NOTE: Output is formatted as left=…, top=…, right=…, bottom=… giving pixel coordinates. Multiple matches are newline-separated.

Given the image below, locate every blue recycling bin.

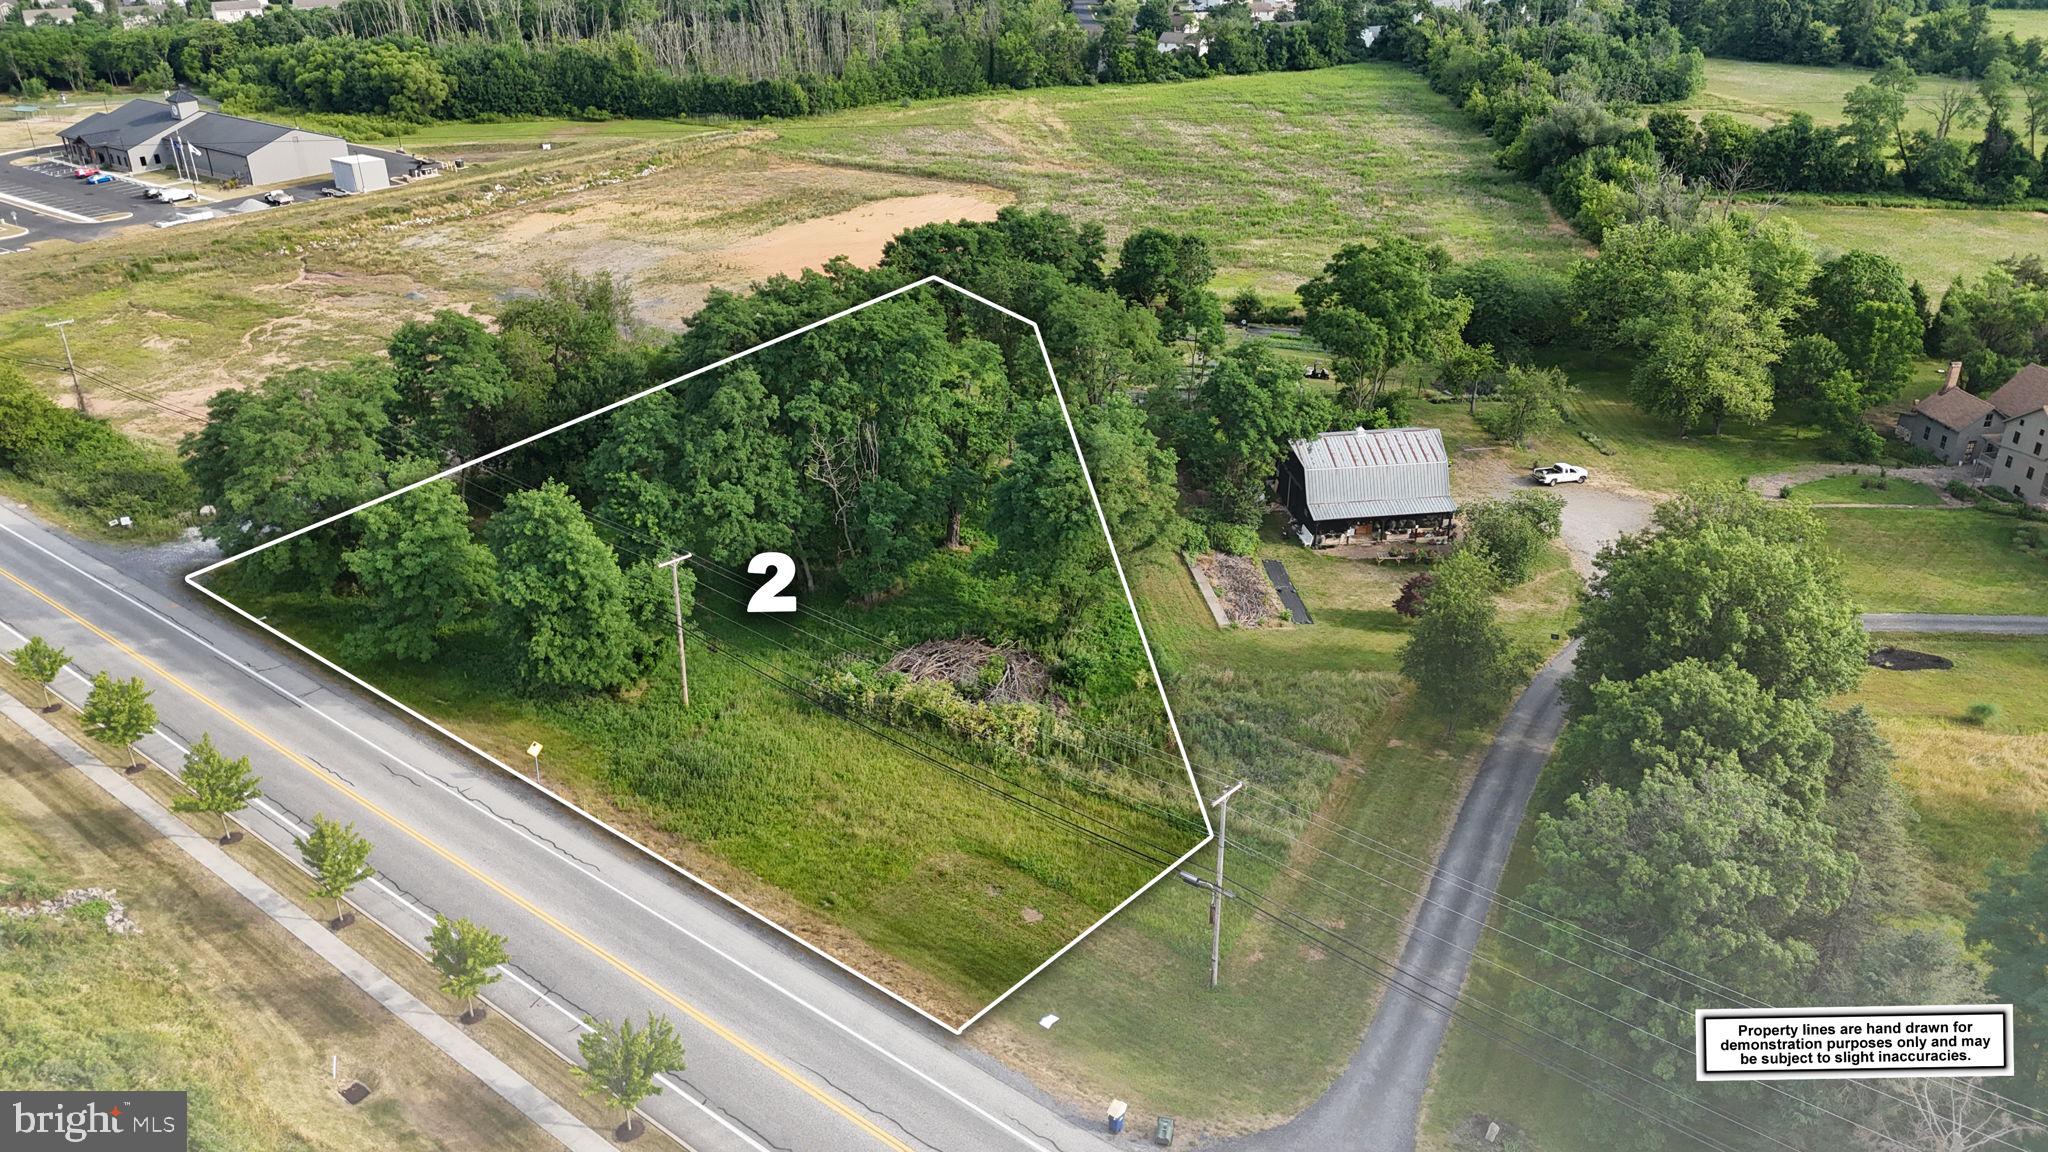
left=1107, top=1100, right=1128, bottom=1135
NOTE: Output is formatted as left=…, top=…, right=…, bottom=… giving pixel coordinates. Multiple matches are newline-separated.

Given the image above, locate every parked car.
left=321, top=186, right=349, bottom=198
left=72, top=166, right=100, bottom=178
left=1531, top=462, right=1589, bottom=486
left=84, top=173, right=115, bottom=185
left=261, top=189, right=295, bottom=205
left=156, top=187, right=195, bottom=203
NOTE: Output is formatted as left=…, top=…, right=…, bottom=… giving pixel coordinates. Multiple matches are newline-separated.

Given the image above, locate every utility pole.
left=1179, top=779, right=1246, bottom=989
left=657, top=552, right=694, bottom=708
left=44, top=319, right=84, bottom=415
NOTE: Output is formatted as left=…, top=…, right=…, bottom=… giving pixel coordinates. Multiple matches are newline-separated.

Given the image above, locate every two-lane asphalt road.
left=0, top=504, right=1107, bottom=1152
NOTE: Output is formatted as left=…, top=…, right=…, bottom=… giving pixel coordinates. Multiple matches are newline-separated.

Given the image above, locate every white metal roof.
left=1290, top=426, right=1455, bottom=522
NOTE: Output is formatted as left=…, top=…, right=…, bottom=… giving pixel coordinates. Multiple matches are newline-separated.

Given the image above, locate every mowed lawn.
left=1784, top=473, right=1945, bottom=504
left=1815, top=506, right=2048, bottom=614
left=1847, top=634, right=2048, bottom=913
left=765, top=64, right=1588, bottom=298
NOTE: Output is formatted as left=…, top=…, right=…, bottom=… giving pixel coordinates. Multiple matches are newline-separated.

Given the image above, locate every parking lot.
left=0, top=151, right=190, bottom=239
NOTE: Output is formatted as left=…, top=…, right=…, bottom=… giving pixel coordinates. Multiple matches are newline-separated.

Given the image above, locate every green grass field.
left=1683, top=59, right=1977, bottom=132
left=764, top=64, right=1588, bottom=298
left=1784, top=473, right=1945, bottom=504
left=1849, top=633, right=2048, bottom=913
left=1816, top=506, right=2048, bottom=614
left=1679, top=59, right=2048, bottom=286
left=1987, top=7, right=2048, bottom=39
left=1764, top=202, right=2046, bottom=290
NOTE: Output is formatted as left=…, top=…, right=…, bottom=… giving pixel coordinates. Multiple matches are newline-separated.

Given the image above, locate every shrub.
left=1170, top=518, right=1210, bottom=555
left=1393, top=571, right=1436, bottom=617
left=1962, top=702, right=1998, bottom=726
left=1208, top=522, right=1260, bottom=557
left=1946, top=480, right=1978, bottom=502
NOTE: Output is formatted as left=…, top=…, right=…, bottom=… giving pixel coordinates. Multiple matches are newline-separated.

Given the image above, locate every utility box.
left=331, top=154, right=390, bottom=195
left=1106, top=1100, right=1127, bottom=1135
left=1154, top=1116, right=1175, bottom=1145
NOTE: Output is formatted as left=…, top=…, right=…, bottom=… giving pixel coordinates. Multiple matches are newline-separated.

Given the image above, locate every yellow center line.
left=0, top=562, right=914, bottom=1152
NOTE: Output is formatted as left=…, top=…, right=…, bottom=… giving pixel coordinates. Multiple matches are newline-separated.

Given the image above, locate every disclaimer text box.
left=1696, top=1005, right=2013, bottom=1082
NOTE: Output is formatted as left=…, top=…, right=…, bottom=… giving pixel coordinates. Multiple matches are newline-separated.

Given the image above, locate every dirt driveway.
left=1455, top=446, right=1654, bottom=576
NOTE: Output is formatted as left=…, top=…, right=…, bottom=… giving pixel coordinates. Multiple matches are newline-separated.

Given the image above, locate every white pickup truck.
left=1531, top=462, right=1589, bottom=486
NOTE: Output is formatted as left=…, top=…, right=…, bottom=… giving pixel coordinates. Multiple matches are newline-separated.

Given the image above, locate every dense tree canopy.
left=487, top=480, right=645, bottom=692
left=1572, top=484, right=1867, bottom=708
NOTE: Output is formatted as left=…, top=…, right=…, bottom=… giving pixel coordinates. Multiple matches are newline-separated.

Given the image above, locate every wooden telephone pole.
left=657, top=552, right=694, bottom=708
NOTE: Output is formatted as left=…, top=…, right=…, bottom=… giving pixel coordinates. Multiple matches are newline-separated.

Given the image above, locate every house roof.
left=1986, top=364, right=2048, bottom=419
left=174, top=112, right=335, bottom=156
left=1290, top=426, right=1456, bottom=522
left=58, top=98, right=181, bottom=150
left=1910, top=383, right=1995, bottom=430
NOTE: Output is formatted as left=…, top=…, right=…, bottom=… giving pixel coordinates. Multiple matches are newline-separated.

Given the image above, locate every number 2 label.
left=747, top=552, right=798, bottom=613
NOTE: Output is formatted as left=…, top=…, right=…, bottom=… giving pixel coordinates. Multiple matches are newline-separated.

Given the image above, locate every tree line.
left=1650, top=57, right=2048, bottom=204
left=0, top=0, right=1376, bottom=127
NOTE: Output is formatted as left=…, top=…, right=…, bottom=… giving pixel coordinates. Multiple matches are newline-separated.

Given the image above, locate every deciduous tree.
left=1475, top=364, right=1569, bottom=446
left=8, top=635, right=70, bottom=712
left=427, top=914, right=508, bottom=1024
left=1970, top=828, right=2048, bottom=1109
left=1572, top=483, right=1866, bottom=707
left=1520, top=762, right=1854, bottom=1076
left=80, top=671, right=155, bottom=771
left=1459, top=492, right=1563, bottom=585
left=341, top=467, right=496, bottom=663
left=1398, top=550, right=1530, bottom=734
left=1551, top=659, right=1833, bottom=810
left=297, top=814, right=375, bottom=926
left=171, top=734, right=262, bottom=843
left=487, top=481, right=642, bottom=692
left=577, top=1013, right=685, bottom=1137
left=1298, top=235, right=1467, bottom=407
left=1186, top=342, right=1333, bottom=527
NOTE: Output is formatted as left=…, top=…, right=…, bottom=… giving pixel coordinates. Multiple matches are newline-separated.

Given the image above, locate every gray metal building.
left=1278, top=426, right=1457, bottom=547
left=169, top=112, right=347, bottom=186
left=58, top=87, right=346, bottom=186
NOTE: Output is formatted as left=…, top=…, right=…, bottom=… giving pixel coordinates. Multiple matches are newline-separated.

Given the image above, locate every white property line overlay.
left=180, top=271, right=1214, bottom=1037
left=1, top=518, right=1055, bottom=1152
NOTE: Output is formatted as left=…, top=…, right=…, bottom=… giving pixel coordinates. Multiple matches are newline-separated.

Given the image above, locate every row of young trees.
left=1650, top=57, right=2048, bottom=204
left=6, top=630, right=691, bottom=1132
left=1514, top=485, right=2044, bottom=1143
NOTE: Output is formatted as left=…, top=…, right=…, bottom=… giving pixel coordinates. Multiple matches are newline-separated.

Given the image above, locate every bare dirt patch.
left=717, top=191, right=1003, bottom=281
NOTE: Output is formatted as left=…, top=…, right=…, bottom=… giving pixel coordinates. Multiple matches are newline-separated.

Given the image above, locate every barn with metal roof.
left=1277, top=426, right=1457, bottom=547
